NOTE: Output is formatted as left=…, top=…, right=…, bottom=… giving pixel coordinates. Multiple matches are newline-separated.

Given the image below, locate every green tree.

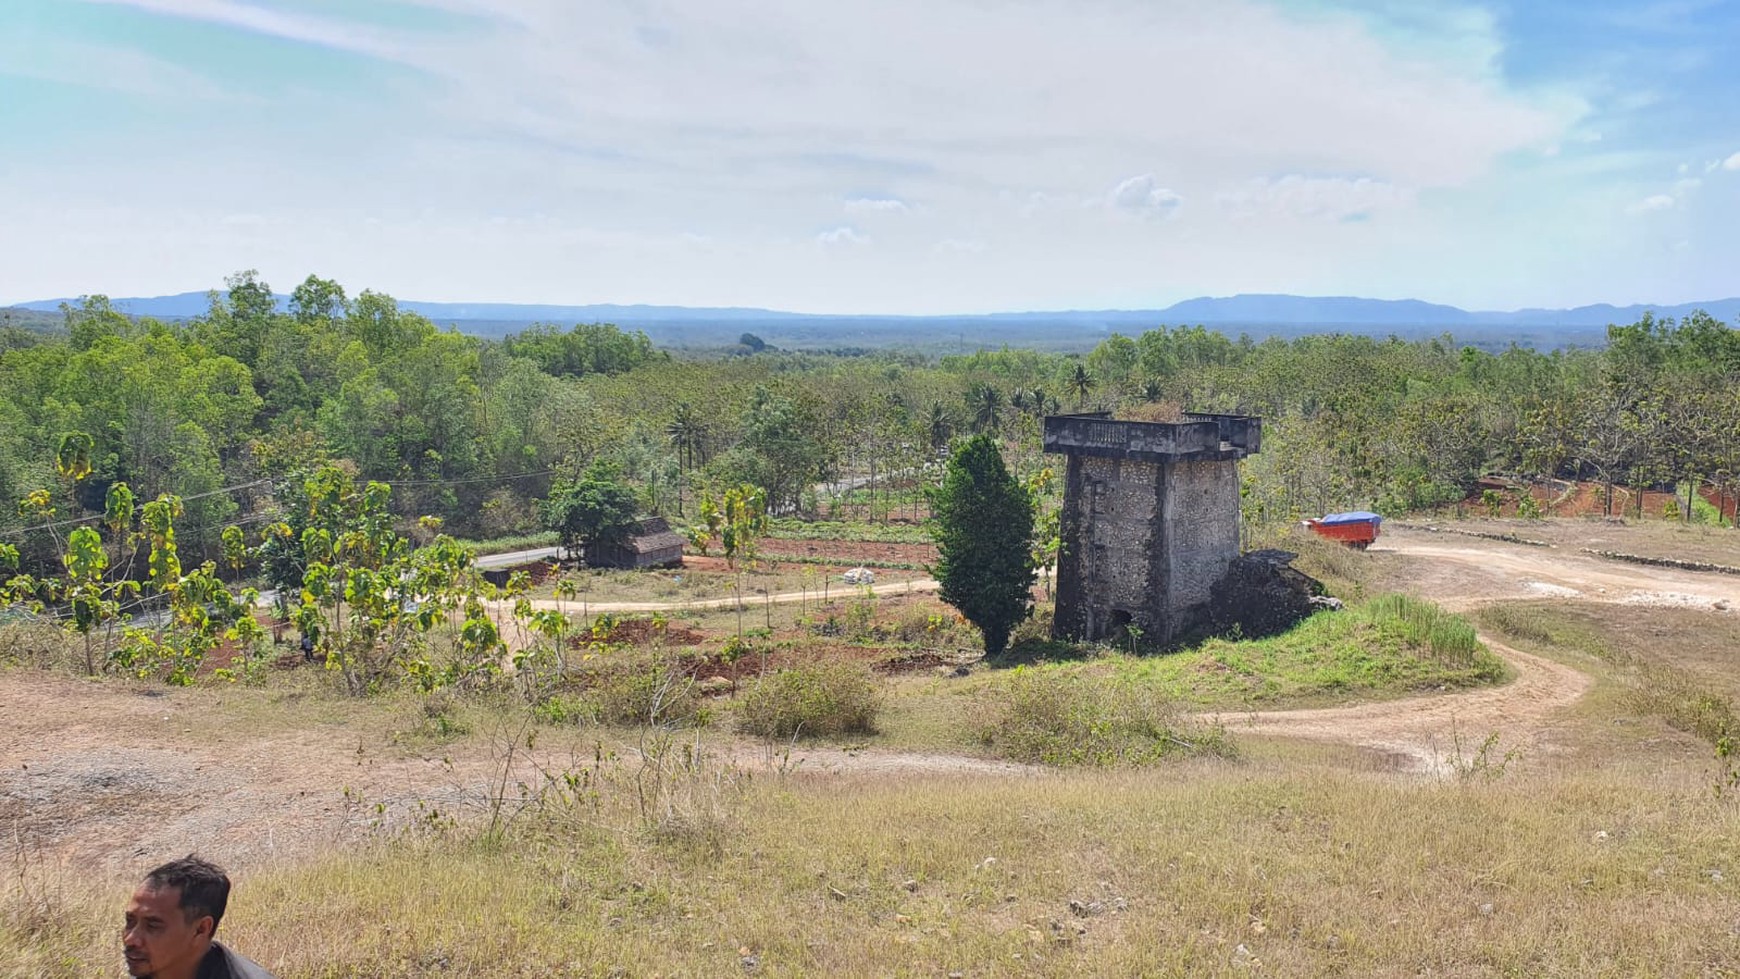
left=929, top=434, right=1035, bottom=655
left=967, top=383, right=1002, bottom=434
left=542, top=462, right=640, bottom=563
left=1067, top=363, right=1094, bottom=409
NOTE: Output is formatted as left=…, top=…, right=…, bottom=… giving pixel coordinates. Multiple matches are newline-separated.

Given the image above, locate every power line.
left=0, top=479, right=271, bottom=539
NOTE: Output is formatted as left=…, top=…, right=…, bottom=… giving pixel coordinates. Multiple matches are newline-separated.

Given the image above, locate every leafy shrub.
left=736, top=662, right=881, bottom=738
left=891, top=609, right=957, bottom=646
left=977, top=669, right=1234, bottom=766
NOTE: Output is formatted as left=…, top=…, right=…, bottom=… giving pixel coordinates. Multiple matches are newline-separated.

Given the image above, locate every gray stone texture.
left=1046, top=412, right=1260, bottom=644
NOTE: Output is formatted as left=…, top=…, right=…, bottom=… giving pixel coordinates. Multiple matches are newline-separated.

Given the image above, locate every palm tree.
left=1068, top=364, right=1094, bottom=409
left=1140, top=378, right=1164, bottom=402
left=968, top=383, right=1003, bottom=434
left=666, top=402, right=706, bottom=515
left=666, top=402, right=705, bottom=470
left=927, top=401, right=952, bottom=453
left=1030, top=387, right=1052, bottom=418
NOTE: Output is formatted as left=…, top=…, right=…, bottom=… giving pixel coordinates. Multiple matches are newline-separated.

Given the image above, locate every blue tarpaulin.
left=1317, top=511, right=1382, bottom=526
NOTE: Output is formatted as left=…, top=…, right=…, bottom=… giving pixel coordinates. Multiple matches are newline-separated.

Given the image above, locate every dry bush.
left=531, top=658, right=705, bottom=729
left=978, top=669, right=1235, bottom=766
left=736, top=662, right=881, bottom=738
left=0, top=621, right=80, bottom=673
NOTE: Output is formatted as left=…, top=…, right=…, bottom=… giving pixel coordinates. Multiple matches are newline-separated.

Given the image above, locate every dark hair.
left=143, top=855, right=231, bottom=933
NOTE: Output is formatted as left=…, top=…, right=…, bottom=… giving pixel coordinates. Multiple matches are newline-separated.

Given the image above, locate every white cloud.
left=1108, top=175, right=1182, bottom=219
left=816, top=226, right=870, bottom=246
left=1217, top=175, right=1411, bottom=221
left=9, top=0, right=1623, bottom=312
left=1628, top=194, right=1677, bottom=214
left=845, top=198, right=908, bottom=213
left=1725, top=152, right=1740, bottom=171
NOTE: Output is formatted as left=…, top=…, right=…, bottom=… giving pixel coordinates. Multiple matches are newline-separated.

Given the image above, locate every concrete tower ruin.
left=1043, top=411, right=1263, bottom=644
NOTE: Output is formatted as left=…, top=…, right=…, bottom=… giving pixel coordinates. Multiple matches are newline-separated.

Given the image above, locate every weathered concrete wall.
left=1048, top=412, right=1258, bottom=646
left=1158, top=459, right=1242, bottom=632
left=1054, top=454, right=1162, bottom=641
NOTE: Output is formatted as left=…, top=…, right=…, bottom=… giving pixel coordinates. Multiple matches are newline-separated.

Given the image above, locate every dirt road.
left=1215, top=528, right=1739, bottom=772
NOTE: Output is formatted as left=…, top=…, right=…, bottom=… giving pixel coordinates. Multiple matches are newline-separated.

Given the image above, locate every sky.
left=1, top=0, right=1737, bottom=314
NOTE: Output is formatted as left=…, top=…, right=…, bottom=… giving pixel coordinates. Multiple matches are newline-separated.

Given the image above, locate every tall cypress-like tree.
left=929, top=435, right=1035, bottom=655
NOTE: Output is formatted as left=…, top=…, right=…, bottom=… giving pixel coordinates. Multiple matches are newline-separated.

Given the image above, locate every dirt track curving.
left=1220, top=635, right=1591, bottom=775
left=1214, top=528, right=1739, bottom=772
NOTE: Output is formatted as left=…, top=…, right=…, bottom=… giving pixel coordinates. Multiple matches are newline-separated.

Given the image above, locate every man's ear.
left=194, top=914, right=215, bottom=941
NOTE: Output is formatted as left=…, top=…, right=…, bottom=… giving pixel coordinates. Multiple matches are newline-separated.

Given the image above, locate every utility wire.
left=0, top=479, right=272, bottom=539
left=0, top=468, right=555, bottom=538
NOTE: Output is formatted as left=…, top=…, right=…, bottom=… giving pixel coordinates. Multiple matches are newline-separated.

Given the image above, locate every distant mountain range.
left=13, top=290, right=1738, bottom=328
left=9, top=290, right=1737, bottom=351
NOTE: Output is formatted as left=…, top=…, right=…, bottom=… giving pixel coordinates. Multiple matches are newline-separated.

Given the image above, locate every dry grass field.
left=5, top=520, right=1740, bottom=977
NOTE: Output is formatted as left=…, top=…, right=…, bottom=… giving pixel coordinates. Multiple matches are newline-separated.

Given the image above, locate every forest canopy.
left=3, top=270, right=1738, bottom=578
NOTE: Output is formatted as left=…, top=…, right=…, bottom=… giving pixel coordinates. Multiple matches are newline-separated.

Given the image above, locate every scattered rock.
left=739, top=954, right=759, bottom=973
left=1069, top=899, right=1105, bottom=917
left=1709, top=870, right=1726, bottom=883
left=829, top=886, right=849, bottom=901
left=698, top=676, right=735, bottom=696
left=901, top=878, right=920, bottom=892
left=1477, top=903, right=1495, bottom=917
left=1231, top=943, right=1259, bottom=968
left=1593, top=830, right=1609, bottom=843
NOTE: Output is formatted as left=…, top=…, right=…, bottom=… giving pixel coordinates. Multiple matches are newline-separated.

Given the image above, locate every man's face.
left=123, top=885, right=210, bottom=978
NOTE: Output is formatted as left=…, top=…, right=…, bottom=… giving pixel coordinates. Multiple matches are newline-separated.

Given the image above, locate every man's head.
left=123, top=856, right=231, bottom=979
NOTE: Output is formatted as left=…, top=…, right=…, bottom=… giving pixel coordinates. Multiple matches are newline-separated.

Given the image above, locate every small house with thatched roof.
left=583, top=517, right=686, bottom=570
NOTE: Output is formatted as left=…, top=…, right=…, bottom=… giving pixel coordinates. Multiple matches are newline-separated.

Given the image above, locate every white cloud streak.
left=816, top=226, right=870, bottom=246
left=1628, top=193, right=1677, bottom=214
left=80, top=0, right=411, bottom=61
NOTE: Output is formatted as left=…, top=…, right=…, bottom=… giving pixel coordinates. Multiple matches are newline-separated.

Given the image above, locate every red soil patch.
left=585, top=617, right=706, bottom=647
left=1454, top=478, right=1738, bottom=522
